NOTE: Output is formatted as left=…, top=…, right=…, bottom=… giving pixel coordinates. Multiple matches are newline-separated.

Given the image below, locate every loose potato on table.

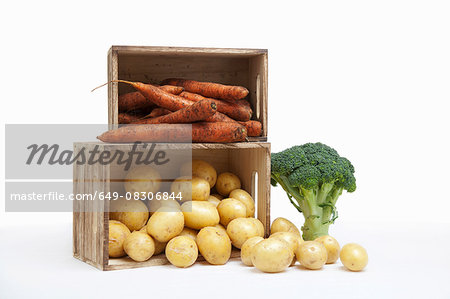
left=146, top=206, right=184, bottom=242
left=197, top=226, right=232, bottom=265
left=340, top=243, right=368, bottom=271
left=179, top=227, right=198, bottom=242
left=251, top=238, right=294, bottom=273
left=216, top=172, right=241, bottom=196
left=123, top=231, right=155, bottom=262
left=110, top=198, right=149, bottom=232
left=229, top=189, right=255, bottom=217
left=226, top=218, right=263, bottom=249
left=181, top=201, right=220, bottom=230
left=315, top=235, right=340, bottom=264
left=180, top=159, right=217, bottom=188
left=270, top=217, right=301, bottom=236
left=109, top=220, right=131, bottom=258
left=166, top=236, right=199, bottom=268
left=124, top=165, right=161, bottom=195
left=269, top=232, right=303, bottom=266
left=217, top=198, right=247, bottom=226
left=240, top=236, right=264, bottom=266
left=296, top=241, right=327, bottom=270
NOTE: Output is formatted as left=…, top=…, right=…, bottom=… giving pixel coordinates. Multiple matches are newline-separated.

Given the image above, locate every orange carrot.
left=118, top=86, right=183, bottom=112
left=161, top=78, right=249, bottom=101
left=159, top=85, right=184, bottom=95
left=97, top=122, right=247, bottom=143
left=179, top=91, right=252, bottom=121
left=146, top=107, right=172, bottom=118
left=118, top=112, right=143, bottom=124
left=113, top=80, right=234, bottom=123
left=237, top=120, right=262, bottom=137
left=131, top=99, right=217, bottom=124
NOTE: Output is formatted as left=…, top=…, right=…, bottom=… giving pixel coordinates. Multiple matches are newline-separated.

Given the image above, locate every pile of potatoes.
left=108, top=159, right=265, bottom=268
left=242, top=217, right=368, bottom=273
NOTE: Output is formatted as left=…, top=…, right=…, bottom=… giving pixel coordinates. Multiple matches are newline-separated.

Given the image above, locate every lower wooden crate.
left=73, top=142, right=271, bottom=271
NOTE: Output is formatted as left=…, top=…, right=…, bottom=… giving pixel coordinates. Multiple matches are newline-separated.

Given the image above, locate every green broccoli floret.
left=271, top=143, right=356, bottom=240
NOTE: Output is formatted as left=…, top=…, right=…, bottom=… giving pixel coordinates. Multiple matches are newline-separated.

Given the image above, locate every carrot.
left=131, top=99, right=217, bottom=124
left=97, top=122, right=247, bottom=143
left=179, top=91, right=252, bottom=121
left=118, top=112, right=143, bottom=124
left=159, top=85, right=184, bottom=95
left=161, top=78, right=249, bottom=101
left=112, top=80, right=234, bottom=123
left=237, top=120, right=262, bottom=137
left=118, top=86, right=183, bottom=112
left=146, top=107, right=172, bottom=118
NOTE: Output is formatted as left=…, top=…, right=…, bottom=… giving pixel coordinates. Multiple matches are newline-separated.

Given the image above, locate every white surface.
left=1, top=220, right=449, bottom=299
left=1, top=0, right=450, bottom=298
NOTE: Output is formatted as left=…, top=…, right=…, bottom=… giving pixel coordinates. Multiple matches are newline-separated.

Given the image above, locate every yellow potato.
left=109, top=220, right=131, bottom=258
left=226, top=218, right=263, bottom=249
left=191, top=177, right=210, bottom=201
left=210, top=193, right=224, bottom=200
left=165, top=236, right=198, bottom=268
left=196, top=226, right=232, bottom=265
left=270, top=217, right=301, bottom=236
left=207, top=195, right=221, bottom=207
left=296, top=241, right=327, bottom=270
left=170, top=176, right=192, bottom=202
left=211, top=223, right=227, bottom=235
left=229, top=189, right=255, bottom=217
left=217, top=198, right=247, bottom=226
left=110, top=198, right=149, bottom=232
left=216, top=172, right=241, bottom=196
left=269, top=232, right=302, bottom=266
left=181, top=201, right=220, bottom=230
left=315, top=235, right=340, bottom=264
left=248, top=218, right=265, bottom=237
left=123, top=231, right=155, bottom=262
left=124, top=165, right=161, bottom=194
left=240, top=236, right=264, bottom=266
left=251, top=238, right=294, bottom=273
left=146, top=206, right=184, bottom=242
left=340, top=243, right=368, bottom=271
left=179, top=227, right=198, bottom=242
left=139, top=225, right=167, bottom=254
left=148, top=199, right=181, bottom=214
left=181, top=159, right=217, bottom=188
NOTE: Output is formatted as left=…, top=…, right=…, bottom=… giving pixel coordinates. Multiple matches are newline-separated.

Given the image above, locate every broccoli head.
left=271, top=142, right=356, bottom=240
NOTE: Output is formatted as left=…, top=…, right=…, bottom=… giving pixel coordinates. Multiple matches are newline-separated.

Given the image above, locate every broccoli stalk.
left=271, top=143, right=356, bottom=240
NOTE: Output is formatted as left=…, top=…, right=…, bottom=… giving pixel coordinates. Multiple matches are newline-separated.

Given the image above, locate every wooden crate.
left=73, top=142, right=271, bottom=270
left=107, top=45, right=268, bottom=140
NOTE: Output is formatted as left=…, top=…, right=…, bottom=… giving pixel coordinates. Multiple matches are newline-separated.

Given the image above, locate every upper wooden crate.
left=107, top=46, right=268, bottom=140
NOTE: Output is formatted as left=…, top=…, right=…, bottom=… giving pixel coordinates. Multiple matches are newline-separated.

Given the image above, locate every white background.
left=1, top=0, right=449, bottom=298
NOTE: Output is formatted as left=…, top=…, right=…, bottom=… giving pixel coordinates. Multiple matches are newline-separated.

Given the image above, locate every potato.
left=216, top=172, right=241, bottom=196
left=181, top=201, right=220, bottom=230
left=165, top=236, right=198, bottom=268
left=240, top=236, right=264, bottom=266
left=315, top=235, right=340, bottom=264
left=170, top=176, right=192, bottom=202
left=139, top=225, right=167, bottom=254
left=146, top=206, right=184, bottom=242
left=196, top=226, right=232, bottom=265
left=340, top=243, right=368, bottom=271
left=211, top=223, right=227, bottom=235
left=123, top=231, right=155, bottom=262
left=226, top=218, right=263, bottom=248
left=109, top=220, right=131, bottom=258
left=179, top=227, right=198, bottom=242
left=124, top=165, right=161, bottom=194
left=270, top=217, right=301, bottom=236
left=148, top=199, right=181, bottom=214
left=110, top=198, right=149, bottom=232
left=229, top=189, right=255, bottom=217
left=296, top=241, right=327, bottom=270
left=191, top=177, right=210, bottom=201
left=181, top=159, right=217, bottom=188
left=248, top=218, right=265, bottom=237
left=210, top=193, right=224, bottom=200
left=269, top=232, right=302, bottom=266
left=217, top=198, right=247, bottom=226
left=251, top=238, right=294, bottom=273
left=207, top=195, right=221, bottom=207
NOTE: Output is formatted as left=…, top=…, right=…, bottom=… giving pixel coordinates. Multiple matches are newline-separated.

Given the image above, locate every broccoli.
left=271, top=143, right=356, bottom=240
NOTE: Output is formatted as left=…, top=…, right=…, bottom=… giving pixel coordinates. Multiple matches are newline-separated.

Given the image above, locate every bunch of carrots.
left=97, top=78, right=262, bottom=143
